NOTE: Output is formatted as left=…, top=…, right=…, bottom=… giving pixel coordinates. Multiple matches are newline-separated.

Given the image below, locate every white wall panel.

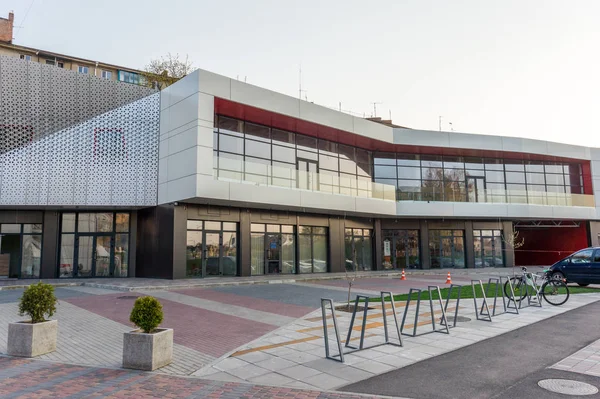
left=198, top=69, right=231, bottom=100
left=167, top=92, right=200, bottom=134
left=352, top=117, right=393, bottom=143
left=299, top=101, right=354, bottom=133
left=167, top=146, right=197, bottom=181
left=231, top=79, right=300, bottom=118
left=167, top=126, right=199, bottom=156
left=167, top=69, right=200, bottom=107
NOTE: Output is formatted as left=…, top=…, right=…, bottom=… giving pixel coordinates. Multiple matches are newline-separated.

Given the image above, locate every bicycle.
left=503, top=267, right=570, bottom=306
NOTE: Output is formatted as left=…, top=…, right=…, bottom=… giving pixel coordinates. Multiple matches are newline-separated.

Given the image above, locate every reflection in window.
left=299, top=226, right=328, bottom=273
left=429, top=230, right=465, bottom=269
left=473, top=230, right=504, bottom=268
left=345, top=228, right=372, bottom=271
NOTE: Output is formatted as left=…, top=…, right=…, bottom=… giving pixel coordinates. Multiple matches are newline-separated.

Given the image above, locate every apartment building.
left=1, top=40, right=600, bottom=279
left=0, top=11, right=145, bottom=85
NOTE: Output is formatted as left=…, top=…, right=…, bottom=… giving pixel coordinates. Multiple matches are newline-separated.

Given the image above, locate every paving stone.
left=225, top=364, right=271, bottom=380
left=302, top=372, right=351, bottom=390
left=247, top=372, right=295, bottom=386
left=254, top=356, right=298, bottom=372
left=350, top=360, right=396, bottom=374
left=278, top=364, right=322, bottom=380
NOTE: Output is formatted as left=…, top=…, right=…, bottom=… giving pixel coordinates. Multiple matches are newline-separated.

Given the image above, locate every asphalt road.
left=340, top=301, right=600, bottom=399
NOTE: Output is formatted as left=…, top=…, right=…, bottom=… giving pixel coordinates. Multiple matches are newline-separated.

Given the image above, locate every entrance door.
left=76, top=235, right=113, bottom=277
left=266, top=234, right=281, bottom=273
left=467, top=177, right=486, bottom=202
left=297, top=159, right=318, bottom=191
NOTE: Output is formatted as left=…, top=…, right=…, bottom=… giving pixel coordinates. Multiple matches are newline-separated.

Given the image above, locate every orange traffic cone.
left=445, top=271, right=452, bottom=284
left=400, top=269, right=407, bottom=281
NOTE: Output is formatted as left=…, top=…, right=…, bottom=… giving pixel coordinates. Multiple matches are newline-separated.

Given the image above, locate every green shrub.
left=130, top=296, right=164, bottom=333
left=18, top=282, right=58, bottom=323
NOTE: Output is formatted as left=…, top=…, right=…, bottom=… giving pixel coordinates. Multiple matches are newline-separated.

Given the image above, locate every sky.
left=2, top=0, right=600, bottom=147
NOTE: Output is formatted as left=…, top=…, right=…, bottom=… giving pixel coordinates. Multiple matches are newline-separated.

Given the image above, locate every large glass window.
left=58, top=212, right=129, bottom=278
left=0, top=223, right=42, bottom=278
left=298, top=227, right=328, bottom=273
left=382, top=230, right=420, bottom=269
left=214, top=115, right=373, bottom=196
left=251, top=224, right=295, bottom=275
left=372, top=153, right=584, bottom=202
left=186, top=220, right=238, bottom=278
left=345, top=228, right=373, bottom=271
left=473, top=230, right=504, bottom=268
left=429, top=230, right=465, bottom=269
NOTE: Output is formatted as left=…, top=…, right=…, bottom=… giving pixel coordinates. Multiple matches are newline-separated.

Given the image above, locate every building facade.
left=1, top=54, right=600, bottom=279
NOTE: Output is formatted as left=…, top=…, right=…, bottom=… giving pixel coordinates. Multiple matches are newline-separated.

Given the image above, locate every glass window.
left=422, top=167, right=444, bottom=180
left=485, top=170, right=505, bottom=182
left=250, top=232, right=265, bottom=275
left=20, top=235, right=41, bottom=278
left=546, top=185, right=565, bottom=193
left=114, top=234, right=129, bottom=277
left=219, top=134, right=243, bottom=154
left=572, top=249, right=593, bottom=264
left=188, top=220, right=203, bottom=230
left=296, top=134, right=317, bottom=151
left=204, top=221, right=221, bottom=230
left=218, top=116, right=243, bottom=136
left=545, top=174, right=564, bottom=185
left=186, top=230, right=203, bottom=277
left=1, top=224, right=20, bottom=234
left=101, top=70, right=112, bottom=80
left=318, top=140, right=338, bottom=154
left=22, top=224, right=43, bottom=234
left=374, top=152, right=396, bottom=165
left=116, top=214, right=129, bottom=232
left=319, top=154, right=339, bottom=171
left=505, top=172, right=525, bottom=184
left=429, top=230, right=465, bottom=269
left=251, top=223, right=265, bottom=232
left=59, top=234, right=75, bottom=278
left=223, top=222, right=237, bottom=231
left=397, top=166, right=421, bottom=180
left=267, top=224, right=280, bottom=233
left=444, top=169, right=465, bottom=182
left=484, top=159, right=504, bottom=170
left=544, top=163, right=563, bottom=174
left=421, top=155, right=442, bottom=167
left=273, top=145, right=295, bottom=164
left=245, top=122, right=270, bottom=142
left=78, top=66, right=89, bottom=74
left=374, top=165, right=396, bottom=179
left=281, top=232, right=295, bottom=274
left=219, top=152, right=243, bottom=173
left=396, top=154, right=420, bottom=167
left=357, top=162, right=371, bottom=177
left=62, top=213, right=76, bottom=232
left=271, top=129, right=295, bottom=146
left=281, top=225, right=294, bottom=234
left=245, top=139, right=270, bottom=159
left=525, top=162, right=544, bottom=173
left=465, top=158, right=484, bottom=169
left=465, top=169, right=485, bottom=177
left=340, top=159, right=357, bottom=174
left=356, top=149, right=371, bottom=164
left=443, top=157, right=464, bottom=169
left=504, top=161, right=524, bottom=172
left=96, top=213, right=113, bottom=232
left=313, top=234, right=328, bottom=273
left=506, top=183, right=527, bottom=192
left=526, top=173, right=545, bottom=185
left=338, top=144, right=356, bottom=161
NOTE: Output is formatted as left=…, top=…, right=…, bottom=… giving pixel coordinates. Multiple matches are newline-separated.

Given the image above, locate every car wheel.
left=578, top=283, right=590, bottom=287
left=551, top=271, right=565, bottom=282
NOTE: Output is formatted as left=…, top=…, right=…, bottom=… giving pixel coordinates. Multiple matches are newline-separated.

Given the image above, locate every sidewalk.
left=0, top=266, right=545, bottom=291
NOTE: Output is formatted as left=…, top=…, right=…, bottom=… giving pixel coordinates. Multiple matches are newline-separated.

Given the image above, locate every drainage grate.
left=117, top=296, right=139, bottom=300
left=538, top=379, right=598, bottom=396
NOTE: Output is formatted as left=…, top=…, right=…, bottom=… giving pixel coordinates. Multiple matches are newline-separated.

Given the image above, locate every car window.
left=594, top=250, right=600, bottom=263
left=571, top=249, right=593, bottom=264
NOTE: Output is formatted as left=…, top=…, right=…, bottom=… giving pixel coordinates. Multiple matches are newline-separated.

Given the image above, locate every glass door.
left=297, top=159, right=319, bottom=191
left=75, top=235, right=113, bottom=277
left=467, top=177, right=486, bottom=202
left=204, top=232, right=221, bottom=276
left=266, top=234, right=281, bottom=273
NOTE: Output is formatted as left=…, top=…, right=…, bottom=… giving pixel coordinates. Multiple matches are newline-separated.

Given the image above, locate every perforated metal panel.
left=0, top=56, right=159, bottom=206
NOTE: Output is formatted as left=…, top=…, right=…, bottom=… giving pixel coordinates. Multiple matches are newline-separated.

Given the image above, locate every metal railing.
left=214, top=157, right=396, bottom=201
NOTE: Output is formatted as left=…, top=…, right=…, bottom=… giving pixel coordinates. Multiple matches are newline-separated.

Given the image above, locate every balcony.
left=398, top=187, right=595, bottom=207
left=213, top=157, right=396, bottom=201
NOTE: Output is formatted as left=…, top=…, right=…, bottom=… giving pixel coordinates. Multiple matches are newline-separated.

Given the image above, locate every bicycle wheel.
left=504, top=277, right=527, bottom=302
left=541, top=280, right=570, bottom=306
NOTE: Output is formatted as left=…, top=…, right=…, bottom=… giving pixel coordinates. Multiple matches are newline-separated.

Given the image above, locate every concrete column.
left=374, top=219, right=383, bottom=270
left=419, top=220, right=430, bottom=269
left=240, top=210, right=251, bottom=276
left=464, top=220, right=475, bottom=268
left=40, top=211, right=60, bottom=279
left=328, top=217, right=344, bottom=273
left=171, top=205, right=188, bottom=279
left=502, top=220, right=515, bottom=267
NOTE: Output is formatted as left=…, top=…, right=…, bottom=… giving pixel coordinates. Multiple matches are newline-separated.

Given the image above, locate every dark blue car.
left=549, top=247, right=600, bottom=286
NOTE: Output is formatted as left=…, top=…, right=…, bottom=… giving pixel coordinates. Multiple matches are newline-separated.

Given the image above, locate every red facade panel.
left=515, top=223, right=590, bottom=266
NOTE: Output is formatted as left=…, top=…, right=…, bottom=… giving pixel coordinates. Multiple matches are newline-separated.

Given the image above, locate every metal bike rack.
left=472, top=280, right=492, bottom=322
left=400, top=288, right=423, bottom=337
left=321, top=298, right=344, bottom=362
left=428, top=286, right=450, bottom=334
left=501, top=276, right=519, bottom=314
left=345, top=295, right=371, bottom=350
left=380, top=291, right=403, bottom=347
left=517, top=274, right=543, bottom=309
left=486, top=277, right=505, bottom=316
left=440, top=284, right=462, bottom=328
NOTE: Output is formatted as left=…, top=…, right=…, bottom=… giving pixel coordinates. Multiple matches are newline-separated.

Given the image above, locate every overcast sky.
left=3, top=0, right=599, bottom=146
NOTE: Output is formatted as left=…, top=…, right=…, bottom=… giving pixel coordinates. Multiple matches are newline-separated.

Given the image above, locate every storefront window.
left=382, top=230, right=420, bottom=269
left=473, top=230, right=504, bottom=267
left=0, top=223, right=43, bottom=278
left=345, top=228, right=373, bottom=271
left=429, top=230, right=465, bottom=268
left=298, top=226, right=328, bottom=273
left=186, top=220, right=238, bottom=278
left=251, top=223, right=295, bottom=275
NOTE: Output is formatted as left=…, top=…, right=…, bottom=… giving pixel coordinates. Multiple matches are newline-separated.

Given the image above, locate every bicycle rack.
left=345, top=295, right=371, bottom=350
left=400, top=288, right=423, bottom=337
left=486, top=277, right=505, bottom=316
left=380, top=291, right=403, bottom=347
left=321, top=298, right=344, bottom=363
left=501, top=276, right=519, bottom=314
left=521, top=274, right=543, bottom=308
left=428, top=286, right=450, bottom=334
left=472, top=280, right=492, bottom=322
left=440, top=284, right=462, bottom=328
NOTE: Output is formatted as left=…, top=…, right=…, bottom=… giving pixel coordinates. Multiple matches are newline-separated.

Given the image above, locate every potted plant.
left=7, top=282, right=58, bottom=357
left=122, top=296, right=173, bottom=371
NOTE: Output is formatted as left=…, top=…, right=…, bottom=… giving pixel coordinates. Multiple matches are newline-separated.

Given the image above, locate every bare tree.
left=502, top=228, right=525, bottom=274
left=142, top=53, right=195, bottom=90
left=344, top=266, right=358, bottom=310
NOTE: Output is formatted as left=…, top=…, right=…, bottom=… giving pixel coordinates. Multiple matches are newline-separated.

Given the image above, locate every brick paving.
left=63, top=293, right=278, bottom=358
left=0, top=357, right=391, bottom=399
left=552, top=337, right=600, bottom=376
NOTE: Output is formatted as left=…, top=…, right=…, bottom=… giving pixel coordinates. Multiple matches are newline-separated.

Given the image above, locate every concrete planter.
left=7, top=320, right=58, bottom=357
left=122, top=328, right=173, bottom=371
